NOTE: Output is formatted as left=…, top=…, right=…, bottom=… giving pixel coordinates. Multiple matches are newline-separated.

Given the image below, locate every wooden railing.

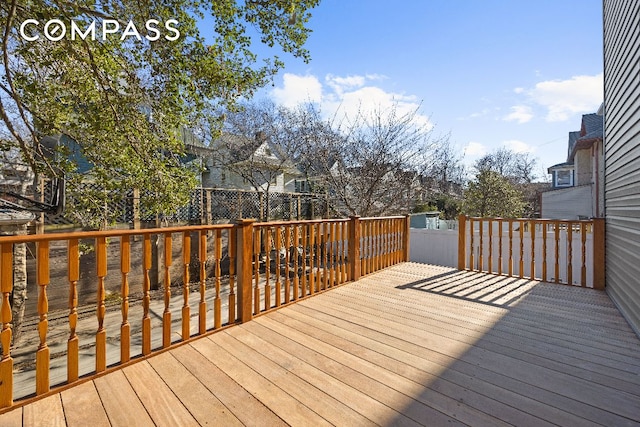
left=457, top=215, right=605, bottom=289
left=0, top=215, right=410, bottom=408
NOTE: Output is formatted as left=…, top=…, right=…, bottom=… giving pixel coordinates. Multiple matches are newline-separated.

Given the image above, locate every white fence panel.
left=409, top=228, right=458, bottom=267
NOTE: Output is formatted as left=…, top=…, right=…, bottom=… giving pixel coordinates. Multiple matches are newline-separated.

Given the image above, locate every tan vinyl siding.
left=541, top=185, right=594, bottom=219
left=603, top=0, right=640, bottom=336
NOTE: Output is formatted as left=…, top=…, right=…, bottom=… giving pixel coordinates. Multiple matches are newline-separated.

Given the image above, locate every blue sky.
left=250, top=0, right=603, bottom=179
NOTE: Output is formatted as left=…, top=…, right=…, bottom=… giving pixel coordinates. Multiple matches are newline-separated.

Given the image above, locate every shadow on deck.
left=1, top=262, right=639, bottom=426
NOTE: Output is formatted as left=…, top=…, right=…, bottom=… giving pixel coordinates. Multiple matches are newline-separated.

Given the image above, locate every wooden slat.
left=0, top=242, right=14, bottom=407
left=148, top=351, right=243, bottom=426
left=189, top=336, right=332, bottom=426
left=0, top=407, right=21, bottom=426
left=120, top=236, right=131, bottom=362
left=94, top=370, right=155, bottom=427
left=23, top=394, right=64, bottom=427
left=142, top=234, right=152, bottom=354
left=36, top=241, right=50, bottom=395
left=173, top=345, right=286, bottom=427
left=182, top=231, right=191, bottom=340
left=67, top=239, right=79, bottom=383
left=199, top=230, right=208, bottom=334
left=95, top=237, right=107, bottom=372
left=214, top=229, right=222, bottom=328
left=60, top=381, right=110, bottom=427
left=163, top=233, right=173, bottom=348
left=228, top=228, right=237, bottom=323
left=123, top=361, right=198, bottom=426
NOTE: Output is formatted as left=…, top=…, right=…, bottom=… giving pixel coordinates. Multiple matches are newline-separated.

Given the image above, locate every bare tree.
left=298, top=103, right=442, bottom=217
left=208, top=101, right=303, bottom=220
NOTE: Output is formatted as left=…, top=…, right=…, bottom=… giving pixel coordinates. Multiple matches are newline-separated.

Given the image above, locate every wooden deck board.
left=60, top=381, right=110, bottom=427
left=3, top=263, right=640, bottom=426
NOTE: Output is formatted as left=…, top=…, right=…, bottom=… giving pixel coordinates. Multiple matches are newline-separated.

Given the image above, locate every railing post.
left=403, top=215, right=411, bottom=262
left=593, top=218, right=605, bottom=290
left=236, top=219, right=255, bottom=323
left=349, top=216, right=361, bottom=282
left=458, top=215, right=467, bottom=270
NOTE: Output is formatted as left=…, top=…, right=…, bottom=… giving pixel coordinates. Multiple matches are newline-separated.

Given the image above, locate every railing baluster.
left=488, top=220, right=493, bottom=273
left=199, top=231, right=207, bottom=334
left=301, top=224, right=307, bottom=298
left=508, top=220, right=513, bottom=276
left=253, top=228, right=261, bottom=315
left=469, top=218, right=474, bottom=271
left=342, top=221, right=348, bottom=282
left=67, top=239, right=79, bottom=383
left=228, top=228, right=236, bottom=323
left=275, top=226, right=281, bottom=307
left=322, top=223, right=328, bottom=289
left=554, top=221, right=560, bottom=283
left=163, top=233, right=172, bottom=348
left=542, top=222, right=548, bottom=282
left=120, top=236, right=130, bottom=363
left=479, top=219, right=484, bottom=271
left=498, top=219, right=503, bottom=275
left=581, top=223, right=587, bottom=287
left=0, top=242, right=14, bottom=407
left=309, top=224, right=316, bottom=294
left=519, top=221, right=524, bottom=279
left=215, top=229, right=222, bottom=328
left=293, top=225, right=300, bottom=300
left=568, top=223, right=573, bottom=285
left=530, top=221, right=536, bottom=279
left=36, top=241, right=50, bottom=395
left=265, top=228, right=271, bottom=310
left=142, top=235, right=152, bottom=355
left=182, top=231, right=191, bottom=341
left=284, top=226, right=291, bottom=302
left=96, top=237, right=107, bottom=371
left=317, top=223, right=323, bottom=290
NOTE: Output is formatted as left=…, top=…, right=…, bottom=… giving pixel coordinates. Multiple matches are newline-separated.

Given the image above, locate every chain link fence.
left=42, top=183, right=329, bottom=228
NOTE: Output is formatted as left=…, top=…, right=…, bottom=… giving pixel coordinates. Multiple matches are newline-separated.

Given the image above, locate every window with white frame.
left=556, top=169, right=573, bottom=187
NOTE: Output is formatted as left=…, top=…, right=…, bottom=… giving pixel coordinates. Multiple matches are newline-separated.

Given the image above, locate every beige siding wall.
left=603, top=0, right=640, bottom=336
left=541, top=185, right=594, bottom=219
left=574, top=149, right=593, bottom=186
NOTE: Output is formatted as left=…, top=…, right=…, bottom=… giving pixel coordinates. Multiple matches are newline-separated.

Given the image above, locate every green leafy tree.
left=0, top=0, right=318, bottom=225
left=463, top=170, right=525, bottom=218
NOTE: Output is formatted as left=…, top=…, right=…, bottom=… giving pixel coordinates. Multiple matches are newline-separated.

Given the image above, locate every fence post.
left=458, top=214, right=467, bottom=270
left=403, top=215, right=411, bottom=262
left=236, top=219, right=255, bottom=323
left=349, top=216, right=361, bottom=282
left=593, top=218, right=605, bottom=290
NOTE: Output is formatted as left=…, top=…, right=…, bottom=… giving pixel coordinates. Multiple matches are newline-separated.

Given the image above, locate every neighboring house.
left=603, top=0, right=640, bottom=336
left=204, top=132, right=301, bottom=193
left=541, top=108, right=604, bottom=219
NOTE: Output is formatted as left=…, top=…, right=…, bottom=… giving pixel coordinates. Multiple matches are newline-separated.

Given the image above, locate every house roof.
left=564, top=112, right=604, bottom=162
left=548, top=161, right=574, bottom=174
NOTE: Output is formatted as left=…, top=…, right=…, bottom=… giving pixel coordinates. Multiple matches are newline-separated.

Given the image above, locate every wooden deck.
left=2, top=262, right=640, bottom=426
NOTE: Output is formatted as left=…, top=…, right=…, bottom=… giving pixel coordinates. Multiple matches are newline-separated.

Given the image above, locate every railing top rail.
left=360, top=215, right=407, bottom=221
left=464, top=215, right=600, bottom=223
left=254, top=218, right=350, bottom=228
left=0, top=223, right=235, bottom=244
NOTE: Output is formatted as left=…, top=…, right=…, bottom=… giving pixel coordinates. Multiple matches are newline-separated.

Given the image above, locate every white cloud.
left=270, top=73, right=323, bottom=108
left=464, top=141, right=487, bottom=157
left=513, top=87, right=525, bottom=94
left=528, top=73, right=603, bottom=122
left=502, top=139, right=535, bottom=153
left=504, top=105, right=534, bottom=124
left=270, top=73, right=432, bottom=129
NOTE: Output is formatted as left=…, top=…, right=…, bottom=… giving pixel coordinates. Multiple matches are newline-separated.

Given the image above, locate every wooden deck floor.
left=2, top=262, right=640, bottom=426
